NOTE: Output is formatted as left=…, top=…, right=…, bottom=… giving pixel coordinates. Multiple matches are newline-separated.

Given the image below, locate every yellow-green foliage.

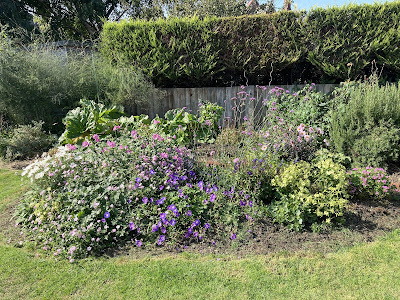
left=270, top=159, right=349, bottom=231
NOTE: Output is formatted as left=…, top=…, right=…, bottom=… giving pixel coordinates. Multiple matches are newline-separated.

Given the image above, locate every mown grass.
left=0, top=169, right=24, bottom=211
left=0, top=169, right=399, bottom=299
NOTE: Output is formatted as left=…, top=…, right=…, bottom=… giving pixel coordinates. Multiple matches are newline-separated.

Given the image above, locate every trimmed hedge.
left=100, top=3, right=400, bottom=87
left=304, top=3, right=400, bottom=81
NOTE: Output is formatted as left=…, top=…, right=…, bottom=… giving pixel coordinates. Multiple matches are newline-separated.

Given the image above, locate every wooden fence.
left=131, top=84, right=338, bottom=124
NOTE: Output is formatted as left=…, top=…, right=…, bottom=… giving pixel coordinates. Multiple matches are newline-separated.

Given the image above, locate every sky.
left=285, top=0, right=385, bottom=11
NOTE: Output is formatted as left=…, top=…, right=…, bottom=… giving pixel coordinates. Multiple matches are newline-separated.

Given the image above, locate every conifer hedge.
left=100, top=2, right=400, bottom=87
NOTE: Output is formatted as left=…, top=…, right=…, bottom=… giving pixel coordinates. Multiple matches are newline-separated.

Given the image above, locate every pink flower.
left=233, top=158, right=240, bottom=163
left=67, top=144, right=76, bottom=151
left=92, top=134, right=100, bottom=142
left=107, top=141, right=116, bottom=148
left=82, top=141, right=90, bottom=148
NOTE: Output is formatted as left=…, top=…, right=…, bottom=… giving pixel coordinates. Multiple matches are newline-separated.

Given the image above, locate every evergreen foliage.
left=100, top=2, right=400, bottom=87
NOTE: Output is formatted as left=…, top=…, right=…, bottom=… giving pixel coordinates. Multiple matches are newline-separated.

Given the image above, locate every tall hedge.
left=100, top=3, right=400, bottom=87
left=304, top=3, right=400, bottom=80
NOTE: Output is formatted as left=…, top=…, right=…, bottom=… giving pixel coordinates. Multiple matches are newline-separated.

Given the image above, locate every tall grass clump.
left=0, top=27, right=160, bottom=133
left=331, top=80, right=400, bottom=167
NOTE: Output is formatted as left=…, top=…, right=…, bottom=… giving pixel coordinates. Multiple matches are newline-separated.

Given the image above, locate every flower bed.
left=15, top=83, right=400, bottom=260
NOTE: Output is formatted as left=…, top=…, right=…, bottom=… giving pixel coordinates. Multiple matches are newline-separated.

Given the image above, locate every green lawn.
left=0, top=169, right=24, bottom=211
left=1, top=169, right=399, bottom=299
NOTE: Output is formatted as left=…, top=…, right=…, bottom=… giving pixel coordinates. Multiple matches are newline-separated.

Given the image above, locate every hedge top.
left=100, top=3, right=400, bottom=87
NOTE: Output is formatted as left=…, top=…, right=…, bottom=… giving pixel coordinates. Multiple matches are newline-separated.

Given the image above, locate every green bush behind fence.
left=100, top=2, right=400, bottom=87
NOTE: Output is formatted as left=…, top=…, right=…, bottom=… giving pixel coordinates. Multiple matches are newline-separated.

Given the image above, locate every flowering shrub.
left=262, top=84, right=332, bottom=135
left=225, top=85, right=329, bottom=163
left=269, top=159, right=349, bottom=231
left=347, top=167, right=397, bottom=200
left=16, top=129, right=232, bottom=260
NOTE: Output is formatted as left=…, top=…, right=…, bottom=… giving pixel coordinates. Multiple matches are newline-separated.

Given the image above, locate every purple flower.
left=188, top=228, right=193, bottom=234
left=194, top=219, right=200, bottom=226
left=186, top=210, right=192, bottom=216
left=136, top=240, right=142, bottom=247
left=157, top=197, right=166, bottom=205
left=129, top=222, right=135, bottom=230
left=142, top=197, right=148, bottom=204
left=104, top=212, right=110, bottom=219
left=198, top=181, right=204, bottom=191
left=240, top=200, right=246, bottom=207
left=170, top=219, right=176, bottom=226
left=157, top=235, right=166, bottom=245
left=136, top=177, right=141, bottom=183
left=231, top=233, right=237, bottom=240
left=160, top=213, right=167, bottom=220
left=161, top=227, right=167, bottom=234
left=101, top=218, right=106, bottom=223
left=150, top=169, right=155, bottom=175
left=193, top=231, right=199, bottom=237
left=152, top=224, right=159, bottom=232
left=205, top=223, right=210, bottom=229
left=210, top=194, right=216, bottom=202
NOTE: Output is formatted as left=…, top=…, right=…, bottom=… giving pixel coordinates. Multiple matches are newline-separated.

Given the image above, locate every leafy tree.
left=149, top=0, right=275, bottom=18
left=15, top=0, right=152, bottom=39
left=0, top=0, right=33, bottom=32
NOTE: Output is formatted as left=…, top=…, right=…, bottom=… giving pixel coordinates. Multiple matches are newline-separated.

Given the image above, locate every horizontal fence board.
left=143, top=84, right=339, bottom=122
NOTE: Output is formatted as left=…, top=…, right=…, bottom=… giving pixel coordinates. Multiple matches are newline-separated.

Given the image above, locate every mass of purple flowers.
left=17, top=127, right=258, bottom=260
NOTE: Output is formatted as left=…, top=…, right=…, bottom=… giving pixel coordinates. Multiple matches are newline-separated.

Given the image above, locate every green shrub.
left=100, top=13, right=307, bottom=87
left=0, top=28, right=158, bottom=132
left=59, top=99, right=125, bottom=145
left=100, top=17, right=221, bottom=87
left=304, top=3, right=400, bottom=80
left=0, top=121, right=56, bottom=160
left=330, top=82, right=400, bottom=167
left=269, top=159, right=349, bottom=231
left=152, top=101, right=223, bottom=145
left=101, top=3, right=400, bottom=87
